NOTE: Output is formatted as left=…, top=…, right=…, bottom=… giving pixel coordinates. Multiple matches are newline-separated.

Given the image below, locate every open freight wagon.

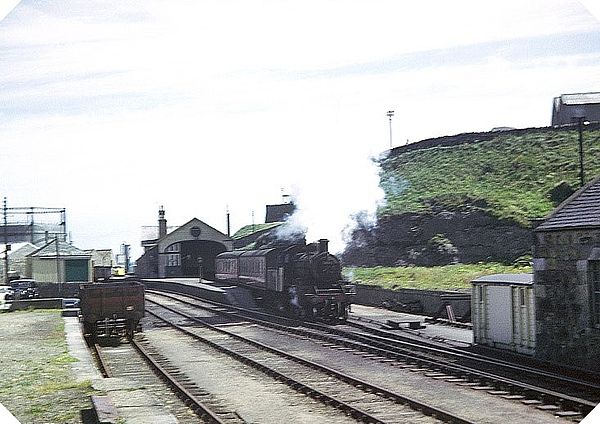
left=79, top=281, right=145, bottom=338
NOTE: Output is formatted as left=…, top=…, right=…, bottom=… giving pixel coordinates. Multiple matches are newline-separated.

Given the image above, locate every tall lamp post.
left=386, top=110, right=394, bottom=149
left=3, top=197, right=9, bottom=284
left=573, top=113, right=588, bottom=187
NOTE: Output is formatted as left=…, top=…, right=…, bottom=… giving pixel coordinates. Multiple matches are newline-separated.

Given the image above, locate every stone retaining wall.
left=354, top=284, right=471, bottom=320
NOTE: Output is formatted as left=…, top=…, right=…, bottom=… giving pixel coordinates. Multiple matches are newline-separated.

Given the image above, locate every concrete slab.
left=108, top=389, right=166, bottom=408
left=63, top=317, right=103, bottom=382
left=116, top=406, right=179, bottom=424
left=63, top=317, right=180, bottom=423
left=93, top=377, right=147, bottom=392
left=350, top=304, right=473, bottom=347
left=91, top=396, right=118, bottom=424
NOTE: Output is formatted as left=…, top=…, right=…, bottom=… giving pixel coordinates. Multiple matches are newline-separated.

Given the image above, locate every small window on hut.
left=590, top=261, right=600, bottom=328
left=519, top=288, right=526, bottom=307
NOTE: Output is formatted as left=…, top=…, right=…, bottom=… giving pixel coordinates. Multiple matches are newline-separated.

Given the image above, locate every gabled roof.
left=84, top=249, right=113, bottom=266
left=6, top=243, right=38, bottom=259
left=232, top=222, right=282, bottom=240
left=536, top=176, right=600, bottom=231
left=29, top=239, right=90, bottom=257
left=157, top=217, right=232, bottom=249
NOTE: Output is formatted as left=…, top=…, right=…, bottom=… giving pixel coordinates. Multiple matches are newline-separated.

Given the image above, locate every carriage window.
left=591, top=261, right=600, bottom=328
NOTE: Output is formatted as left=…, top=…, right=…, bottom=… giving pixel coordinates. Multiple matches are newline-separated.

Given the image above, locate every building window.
left=591, top=261, right=600, bottom=328
left=167, top=254, right=180, bottom=267
left=166, top=243, right=180, bottom=253
left=477, top=285, right=485, bottom=303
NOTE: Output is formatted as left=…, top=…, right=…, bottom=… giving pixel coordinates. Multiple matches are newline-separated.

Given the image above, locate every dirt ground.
left=0, top=310, right=95, bottom=424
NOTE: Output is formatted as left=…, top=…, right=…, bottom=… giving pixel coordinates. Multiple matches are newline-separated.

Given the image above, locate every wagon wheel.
left=126, top=320, right=135, bottom=340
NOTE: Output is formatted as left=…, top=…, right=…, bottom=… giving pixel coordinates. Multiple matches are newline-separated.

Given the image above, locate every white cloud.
left=0, top=0, right=599, bottom=258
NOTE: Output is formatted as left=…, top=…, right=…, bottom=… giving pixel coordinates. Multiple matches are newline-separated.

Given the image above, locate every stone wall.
left=343, top=210, right=532, bottom=266
left=37, top=282, right=81, bottom=298
left=353, top=284, right=471, bottom=320
left=533, top=229, right=600, bottom=371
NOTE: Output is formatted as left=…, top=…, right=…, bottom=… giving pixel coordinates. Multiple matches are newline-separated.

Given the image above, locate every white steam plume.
left=281, top=150, right=385, bottom=255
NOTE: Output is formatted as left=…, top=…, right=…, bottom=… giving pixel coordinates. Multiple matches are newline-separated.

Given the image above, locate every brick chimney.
left=158, top=206, right=167, bottom=239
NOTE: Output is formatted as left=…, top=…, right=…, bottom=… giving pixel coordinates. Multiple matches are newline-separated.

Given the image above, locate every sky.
left=0, top=0, right=599, bottom=258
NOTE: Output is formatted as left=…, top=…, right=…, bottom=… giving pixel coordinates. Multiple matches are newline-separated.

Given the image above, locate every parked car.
left=0, top=286, right=15, bottom=310
left=0, top=286, right=15, bottom=301
left=10, top=279, right=39, bottom=299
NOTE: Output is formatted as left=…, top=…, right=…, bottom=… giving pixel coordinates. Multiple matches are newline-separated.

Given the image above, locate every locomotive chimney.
left=318, top=239, right=329, bottom=254
left=158, top=205, right=167, bottom=239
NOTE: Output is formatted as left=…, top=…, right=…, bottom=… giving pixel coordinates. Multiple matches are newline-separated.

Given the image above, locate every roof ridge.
left=536, top=175, right=600, bottom=231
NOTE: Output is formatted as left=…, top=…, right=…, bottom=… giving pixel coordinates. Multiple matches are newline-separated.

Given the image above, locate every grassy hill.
left=379, top=125, right=600, bottom=226
left=342, top=125, right=600, bottom=268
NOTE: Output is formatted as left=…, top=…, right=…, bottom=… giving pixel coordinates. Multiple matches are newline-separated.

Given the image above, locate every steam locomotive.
left=215, top=239, right=354, bottom=321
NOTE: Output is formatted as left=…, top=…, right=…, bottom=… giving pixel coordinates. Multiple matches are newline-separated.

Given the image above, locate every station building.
left=136, top=207, right=233, bottom=280
left=533, top=175, right=600, bottom=371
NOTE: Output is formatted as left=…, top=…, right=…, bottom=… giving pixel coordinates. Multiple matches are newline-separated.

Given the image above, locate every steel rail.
left=147, top=297, right=478, bottom=424
left=91, top=341, right=112, bottom=378
left=147, top=289, right=597, bottom=415
left=149, top=287, right=600, bottom=392
left=129, top=337, right=228, bottom=424
left=346, top=319, right=600, bottom=391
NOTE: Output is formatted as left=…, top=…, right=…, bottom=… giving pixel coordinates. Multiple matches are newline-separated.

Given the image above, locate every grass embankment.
left=379, top=128, right=600, bottom=225
left=343, top=263, right=532, bottom=291
left=0, top=310, right=95, bottom=423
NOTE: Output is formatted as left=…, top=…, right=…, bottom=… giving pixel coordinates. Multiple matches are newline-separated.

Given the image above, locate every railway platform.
left=350, top=303, right=473, bottom=347
left=64, top=316, right=179, bottom=423
left=141, top=277, right=258, bottom=309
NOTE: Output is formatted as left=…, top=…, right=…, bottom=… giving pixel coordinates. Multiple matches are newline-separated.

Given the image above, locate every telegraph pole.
left=3, top=197, right=9, bottom=283
left=226, top=205, right=231, bottom=237
left=576, top=116, right=585, bottom=187
left=386, top=110, right=394, bottom=148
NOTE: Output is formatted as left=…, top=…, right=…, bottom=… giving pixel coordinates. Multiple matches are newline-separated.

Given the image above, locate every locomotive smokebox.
left=318, top=239, right=329, bottom=254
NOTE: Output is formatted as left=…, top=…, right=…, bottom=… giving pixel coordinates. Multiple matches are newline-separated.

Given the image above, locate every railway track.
left=345, top=317, right=600, bottom=397
left=89, top=337, right=243, bottom=423
left=147, top=288, right=598, bottom=420
left=146, top=296, right=475, bottom=424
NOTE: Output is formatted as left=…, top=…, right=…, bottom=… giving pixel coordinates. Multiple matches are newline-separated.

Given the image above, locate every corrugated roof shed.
left=536, top=176, right=600, bottom=231
left=560, top=92, right=600, bottom=105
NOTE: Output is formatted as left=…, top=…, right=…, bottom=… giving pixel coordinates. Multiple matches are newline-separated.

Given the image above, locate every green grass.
left=379, top=128, right=600, bottom=226
left=343, top=263, right=532, bottom=291
left=0, top=310, right=97, bottom=423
